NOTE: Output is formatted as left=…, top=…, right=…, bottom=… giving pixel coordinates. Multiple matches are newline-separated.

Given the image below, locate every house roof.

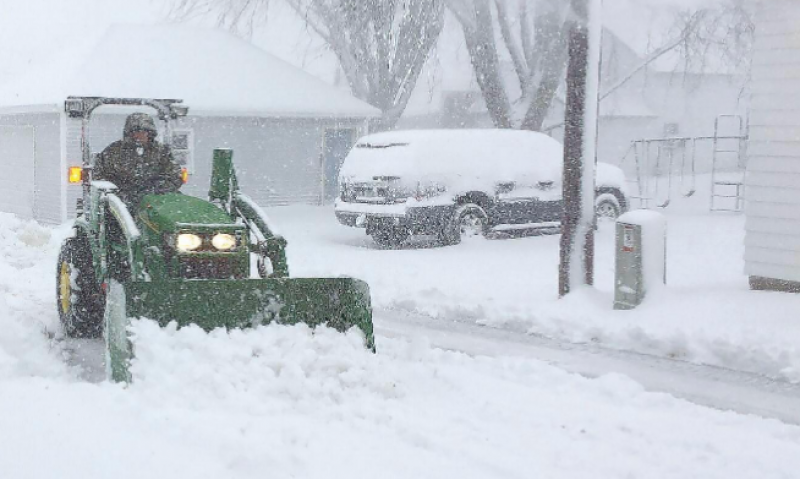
left=0, top=24, right=380, bottom=118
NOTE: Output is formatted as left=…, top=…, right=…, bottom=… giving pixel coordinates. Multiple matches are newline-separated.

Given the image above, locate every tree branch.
left=494, top=0, right=529, bottom=93
left=599, top=12, right=704, bottom=102
left=520, top=20, right=570, bottom=131
left=460, top=0, right=512, bottom=128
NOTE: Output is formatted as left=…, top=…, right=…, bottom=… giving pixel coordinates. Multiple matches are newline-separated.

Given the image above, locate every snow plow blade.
left=127, top=278, right=373, bottom=343
left=106, top=278, right=374, bottom=382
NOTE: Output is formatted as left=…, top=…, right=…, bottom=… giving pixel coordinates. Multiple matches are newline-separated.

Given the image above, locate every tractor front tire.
left=57, top=237, right=104, bottom=339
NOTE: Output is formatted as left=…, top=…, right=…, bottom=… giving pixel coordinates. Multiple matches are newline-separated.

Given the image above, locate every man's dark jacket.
left=94, top=114, right=183, bottom=208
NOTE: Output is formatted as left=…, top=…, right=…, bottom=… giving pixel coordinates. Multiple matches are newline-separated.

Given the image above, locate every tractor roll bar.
left=65, top=97, right=188, bottom=121
left=65, top=96, right=189, bottom=218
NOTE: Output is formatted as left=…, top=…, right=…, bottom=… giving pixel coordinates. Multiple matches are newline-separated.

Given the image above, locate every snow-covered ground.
left=3, top=196, right=800, bottom=476
left=273, top=182, right=800, bottom=384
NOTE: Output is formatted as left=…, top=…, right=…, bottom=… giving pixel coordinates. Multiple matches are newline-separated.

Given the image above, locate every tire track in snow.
left=375, top=308, right=800, bottom=425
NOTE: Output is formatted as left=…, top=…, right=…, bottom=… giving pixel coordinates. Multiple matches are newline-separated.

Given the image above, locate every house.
left=745, top=1, right=800, bottom=292
left=0, top=24, right=379, bottom=224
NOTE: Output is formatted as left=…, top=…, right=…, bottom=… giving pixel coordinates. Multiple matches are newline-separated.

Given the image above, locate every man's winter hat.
left=124, top=113, right=158, bottom=138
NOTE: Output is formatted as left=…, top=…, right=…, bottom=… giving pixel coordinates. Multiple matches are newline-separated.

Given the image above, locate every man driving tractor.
left=94, top=112, right=183, bottom=208
left=94, top=112, right=183, bottom=279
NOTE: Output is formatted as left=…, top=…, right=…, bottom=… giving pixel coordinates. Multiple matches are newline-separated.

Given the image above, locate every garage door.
left=0, top=126, right=35, bottom=218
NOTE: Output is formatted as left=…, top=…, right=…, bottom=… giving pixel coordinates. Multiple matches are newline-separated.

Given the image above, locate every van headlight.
left=212, top=233, right=237, bottom=251
left=176, top=233, right=202, bottom=252
left=414, top=183, right=447, bottom=201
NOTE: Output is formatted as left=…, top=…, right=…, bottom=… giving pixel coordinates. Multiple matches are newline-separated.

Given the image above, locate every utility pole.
left=559, top=0, right=602, bottom=297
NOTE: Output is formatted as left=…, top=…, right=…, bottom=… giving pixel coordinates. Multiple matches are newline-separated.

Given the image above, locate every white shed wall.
left=0, top=125, right=35, bottom=218
left=745, top=0, right=800, bottom=283
left=0, top=112, right=62, bottom=223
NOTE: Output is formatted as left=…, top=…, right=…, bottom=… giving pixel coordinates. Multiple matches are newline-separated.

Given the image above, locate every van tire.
left=440, top=203, right=489, bottom=246
left=595, top=193, right=621, bottom=220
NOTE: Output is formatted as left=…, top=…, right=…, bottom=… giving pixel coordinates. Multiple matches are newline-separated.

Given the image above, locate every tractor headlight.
left=211, top=233, right=237, bottom=251
left=176, top=233, right=202, bottom=252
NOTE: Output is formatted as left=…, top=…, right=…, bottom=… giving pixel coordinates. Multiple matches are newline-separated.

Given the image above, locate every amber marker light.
left=68, top=167, right=82, bottom=184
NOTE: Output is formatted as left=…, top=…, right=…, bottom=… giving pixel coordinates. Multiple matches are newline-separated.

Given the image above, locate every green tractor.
left=56, top=97, right=374, bottom=382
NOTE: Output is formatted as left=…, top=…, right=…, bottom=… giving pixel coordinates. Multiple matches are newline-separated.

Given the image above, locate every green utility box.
left=614, top=211, right=666, bottom=310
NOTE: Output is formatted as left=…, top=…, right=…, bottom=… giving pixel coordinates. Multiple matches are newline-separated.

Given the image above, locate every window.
left=171, top=129, right=194, bottom=172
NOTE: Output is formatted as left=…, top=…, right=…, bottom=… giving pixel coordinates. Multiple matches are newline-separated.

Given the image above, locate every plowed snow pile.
left=2, top=213, right=800, bottom=478
left=0, top=213, right=66, bottom=379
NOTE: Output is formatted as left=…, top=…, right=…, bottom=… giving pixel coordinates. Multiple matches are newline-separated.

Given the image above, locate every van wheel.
left=595, top=193, right=621, bottom=220
left=371, top=227, right=409, bottom=248
left=57, top=237, right=105, bottom=338
left=440, top=203, right=489, bottom=246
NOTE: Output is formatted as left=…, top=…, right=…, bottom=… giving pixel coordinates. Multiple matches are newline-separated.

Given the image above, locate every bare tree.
left=171, top=0, right=271, bottom=38
left=172, top=0, right=445, bottom=130
left=446, top=0, right=571, bottom=131
left=448, top=0, right=754, bottom=132
left=666, top=0, right=754, bottom=76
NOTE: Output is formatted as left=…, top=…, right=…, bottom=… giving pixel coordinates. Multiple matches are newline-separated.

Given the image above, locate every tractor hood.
left=138, top=193, right=234, bottom=233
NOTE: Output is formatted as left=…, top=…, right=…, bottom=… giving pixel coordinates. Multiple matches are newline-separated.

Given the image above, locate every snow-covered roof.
left=0, top=24, right=380, bottom=118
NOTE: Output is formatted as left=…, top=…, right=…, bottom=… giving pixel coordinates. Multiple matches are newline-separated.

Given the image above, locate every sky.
left=0, top=0, right=339, bottom=85
left=0, top=0, right=724, bottom=86
left=0, top=0, right=165, bottom=83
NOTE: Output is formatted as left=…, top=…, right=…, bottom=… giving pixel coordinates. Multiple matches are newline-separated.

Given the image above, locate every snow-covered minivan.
left=335, top=129, right=628, bottom=247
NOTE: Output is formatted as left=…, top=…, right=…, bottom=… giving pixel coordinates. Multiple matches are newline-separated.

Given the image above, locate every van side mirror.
left=496, top=182, right=515, bottom=195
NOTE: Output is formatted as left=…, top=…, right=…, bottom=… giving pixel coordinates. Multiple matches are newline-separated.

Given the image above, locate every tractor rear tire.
left=57, top=237, right=104, bottom=339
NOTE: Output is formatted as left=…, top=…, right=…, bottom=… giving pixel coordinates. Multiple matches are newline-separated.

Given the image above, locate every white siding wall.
left=183, top=116, right=364, bottom=207
left=745, top=1, right=800, bottom=282
left=0, top=112, right=62, bottom=224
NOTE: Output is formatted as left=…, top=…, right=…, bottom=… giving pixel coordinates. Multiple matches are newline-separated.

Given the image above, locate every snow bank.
left=1, top=210, right=800, bottom=477
left=115, top=320, right=800, bottom=478
left=129, top=321, right=400, bottom=411
left=271, top=199, right=800, bottom=383
left=0, top=212, right=69, bottom=380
